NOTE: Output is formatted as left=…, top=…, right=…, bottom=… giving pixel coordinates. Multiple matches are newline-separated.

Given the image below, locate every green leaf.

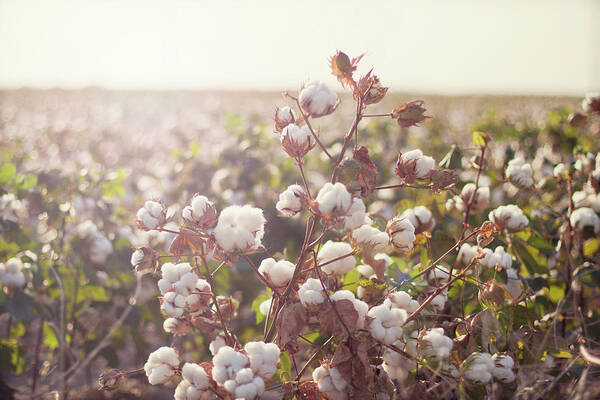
left=19, top=175, right=37, bottom=190
left=43, top=324, right=59, bottom=349
left=583, top=239, right=600, bottom=258
left=0, top=163, right=16, bottom=185
left=0, top=291, right=35, bottom=323
left=0, top=339, right=25, bottom=374
left=438, top=144, right=462, bottom=170
left=472, top=131, right=491, bottom=147
left=512, top=239, right=547, bottom=275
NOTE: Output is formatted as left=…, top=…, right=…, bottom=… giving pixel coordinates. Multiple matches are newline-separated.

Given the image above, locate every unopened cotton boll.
left=144, top=346, right=179, bottom=385
left=244, top=341, right=281, bottom=379
left=318, top=241, right=355, bottom=275
left=506, top=157, right=534, bottom=188
left=343, top=197, right=370, bottom=230
left=386, top=217, right=416, bottom=253
left=367, top=299, right=407, bottom=344
left=182, top=194, right=217, bottom=228
left=330, top=290, right=368, bottom=329
left=315, top=182, right=352, bottom=218
left=0, top=257, right=26, bottom=288
left=298, top=278, right=325, bottom=307
left=312, top=363, right=348, bottom=399
left=350, top=224, right=389, bottom=252
left=280, top=124, right=316, bottom=158
left=570, top=207, right=600, bottom=233
left=461, top=352, right=495, bottom=385
left=214, top=205, right=266, bottom=254
left=275, top=184, right=307, bottom=216
left=136, top=200, right=166, bottom=230
left=258, top=258, right=295, bottom=287
left=299, top=81, right=339, bottom=118
left=420, top=328, right=453, bottom=361
left=400, top=206, right=436, bottom=234
left=174, top=363, right=210, bottom=400
left=395, top=149, right=435, bottom=183
left=489, top=205, right=528, bottom=232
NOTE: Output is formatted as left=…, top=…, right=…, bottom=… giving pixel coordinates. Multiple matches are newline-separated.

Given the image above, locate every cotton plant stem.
left=296, top=159, right=312, bottom=199
left=242, top=254, right=279, bottom=295
left=294, top=336, right=334, bottom=381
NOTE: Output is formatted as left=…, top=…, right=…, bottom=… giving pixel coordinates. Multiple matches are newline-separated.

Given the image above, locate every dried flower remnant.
left=355, top=69, right=388, bottom=105
left=392, top=100, right=431, bottom=128
left=395, top=150, right=435, bottom=184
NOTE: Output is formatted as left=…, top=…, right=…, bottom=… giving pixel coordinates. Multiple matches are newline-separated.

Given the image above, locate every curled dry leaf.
left=190, top=315, right=221, bottom=340
left=355, top=69, right=388, bottom=105
left=275, top=301, right=308, bottom=348
left=332, top=335, right=374, bottom=398
left=168, top=228, right=207, bottom=257
left=353, top=146, right=378, bottom=197
left=318, top=299, right=358, bottom=336
left=330, top=50, right=364, bottom=89
left=296, top=381, right=323, bottom=400
left=362, top=251, right=387, bottom=281
left=391, top=100, right=431, bottom=128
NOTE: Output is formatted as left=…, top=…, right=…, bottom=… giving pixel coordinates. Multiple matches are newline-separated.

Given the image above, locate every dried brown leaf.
left=353, top=146, right=378, bottom=197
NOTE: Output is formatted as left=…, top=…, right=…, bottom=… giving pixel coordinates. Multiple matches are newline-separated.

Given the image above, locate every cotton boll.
left=382, top=339, right=416, bottom=381
left=182, top=194, right=217, bottom=228
left=553, top=163, right=567, bottom=178
left=274, top=106, right=297, bottom=132
left=212, top=346, right=249, bottom=385
left=420, top=327, right=453, bottom=361
left=259, top=298, right=272, bottom=316
left=163, top=317, right=191, bottom=335
left=356, top=264, right=376, bottom=277
left=280, top=124, right=316, bottom=158
left=427, top=265, right=451, bottom=286
left=258, top=258, right=295, bottom=287
left=214, top=205, right=266, bottom=254
left=505, top=268, right=522, bottom=299
left=457, top=243, right=479, bottom=267
left=395, top=150, right=435, bottom=183
left=312, top=364, right=348, bottom=399
left=452, top=184, right=491, bottom=213
left=506, top=157, right=534, bottom=188
left=461, top=352, right=495, bottom=385
left=570, top=207, right=600, bottom=233
left=330, top=290, right=368, bottom=329
left=367, top=299, right=407, bottom=344
left=136, top=200, right=166, bottom=230
left=350, top=224, right=390, bottom=252
left=299, top=81, right=339, bottom=118
left=492, top=353, right=516, bottom=383
left=489, top=205, right=528, bottom=232
left=400, top=206, right=436, bottom=234
left=244, top=341, right=281, bottom=379
left=89, top=235, right=113, bottom=264
left=174, top=363, right=210, bottom=400
left=0, top=257, right=26, bottom=288
left=144, top=346, right=179, bottom=385
left=209, top=334, right=227, bottom=356
left=386, top=217, right=416, bottom=252
left=315, top=182, right=352, bottom=218
left=298, top=278, right=325, bottom=307
left=343, top=197, right=370, bottom=230
left=387, top=291, right=419, bottom=313
left=318, top=241, right=356, bottom=275
left=276, top=184, right=307, bottom=216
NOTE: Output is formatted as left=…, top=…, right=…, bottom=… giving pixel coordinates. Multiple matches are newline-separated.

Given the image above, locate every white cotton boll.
left=420, top=328, right=453, bottom=361
left=493, top=367, right=515, bottom=383
left=453, top=184, right=491, bottom=213
left=388, top=291, right=419, bottom=313
left=398, top=150, right=435, bottom=180
left=382, top=340, right=416, bottom=381
left=298, top=278, right=325, bottom=307
left=209, top=334, right=227, bottom=356
left=427, top=265, right=451, bottom=286
left=330, top=290, right=368, bottom=329
left=492, top=353, right=516, bottom=383
left=351, top=225, right=390, bottom=252
left=144, top=346, right=179, bottom=385
left=214, top=205, right=266, bottom=253
left=245, top=341, right=280, bottom=379
left=258, top=258, right=295, bottom=287
left=374, top=253, right=393, bottom=267
left=356, top=264, right=376, bottom=277
left=174, top=363, right=209, bottom=400
left=313, top=364, right=347, bottom=398
left=494, top=246, right=512, bottom=269
left=259, top=298, right=272, bottom=316
left=315, top=183, right=352, bottom=218
left=145, top=201, right=164, bottom=217
left=457, top=243, right=479, bottom=267
left=182, top=195, right=217, bottom=227
left=278, top=106, right=295, bottom=123
left=505, top=268, right=522, bottom=298
left=506, top=157, right=534, bottom=188
left=161, top=292, right=185, bottom=317
left=570, top=207, right=600, bottom=233
left=280, top=124, right=316, bottom=158
left=276, top=184, right=306, bottom=216
left=575, top=152, right=596, bottom=174
left=343, top=197, right=370, bottom=230
left=400, top=206, right=436, bottom=234
left=553, top=163, right=567, bottom=178
left=318, top=241, right=356, bottom=275
left=479, top=248, right=497, bottom=269
left=299, top=81, right=339, bottom=118
left=0, top=258, right=26, bottom=288
left=386, top=217, right=416, bottom=252
left=212, top=346, right=249, bottom=385
left=367, top=299, right=407, bottom=344
left=489, top=205, right=529, bottom=232
left=493, top=353, right=514, bottom=369
left=428, top=292, right=447, bottom=313
left=89, top=235, right=113, bottom=264
left=136, top=201, right=166, bottom=230
left=462, top=352, right=495, bottom=385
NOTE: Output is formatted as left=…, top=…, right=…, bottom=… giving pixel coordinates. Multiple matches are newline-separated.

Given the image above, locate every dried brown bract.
left=392, top=100, right=431, bottom=128
left=330, top=50, right=364, bottom=89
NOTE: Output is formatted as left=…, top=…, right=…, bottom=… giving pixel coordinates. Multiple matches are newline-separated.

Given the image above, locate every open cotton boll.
left=462, top=352, right=496, bottom=385
left=386, top=217, right=416, bottom=253
left=396, top=150, right=435, bottom=183
left=400, top=206, right=436, bottom=234
left=553, top=163, right=567, bottom=178
left=136, top=200, right=166, bottom=230
left=427, top=265, right=451, bottom=286
left=209, top=334, right=227, bottom=356
left=0, top=257, right=26, bottom=288
left=214, top=205, right=266, bottom=253
left=570, top=207, right=600, bottom=233
left=387, top=291, right=419, bottom=313
left=182, top=194, right=217, bottom=228
left=489, top=204, right=529, bottom=232
left=318, top=241, right=355, bottom=275
left=275, top=184, right=307, bottom=216
left=259, top=298, right=272, bottom=316
left=144, top=346, right=179, bottom=385
left=174, top=363, right=210, bottom=400
left=420, top=328, right=453, bottom=361
left=343, top=197, right=370, bottom=230
left=244, top=341, right=281, bottom=379
left=315, top=182, right=352, bottom=218
left=350, top=224, right=390, bottom=252
left=89, top=235, right=113, bottom=265
left=280, top=124, right=316, bottom=158
left=330, top=290, right=368, bottom=329
left=299, top=81, right=339, bottom=118
left=163, top=317, right=191, bottom=335
left=367, top=299, right=407, bottom=344
left=492, top=353, right=516, bottom=383
left=457, top=243, right=479, bottom=267
left=298, top=278, right=325, bottom=307
left=212, top=346, right=249, bottom=385
left=506, top=157, right=534, bottom=188
left=382, top=339, right=416, bottom=381
left=274, top=106, right=297, bottom=132
left=312, top=363, right=348, bottom=399
left=505, top=268, right=522, bottom=299
left=451, top=184, right=491, bottom=213
left=258, top=258, right=295, bottom=287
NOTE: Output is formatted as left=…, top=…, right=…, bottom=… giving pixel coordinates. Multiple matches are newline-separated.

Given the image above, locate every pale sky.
left=0, top=0, right=598, bottom=95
